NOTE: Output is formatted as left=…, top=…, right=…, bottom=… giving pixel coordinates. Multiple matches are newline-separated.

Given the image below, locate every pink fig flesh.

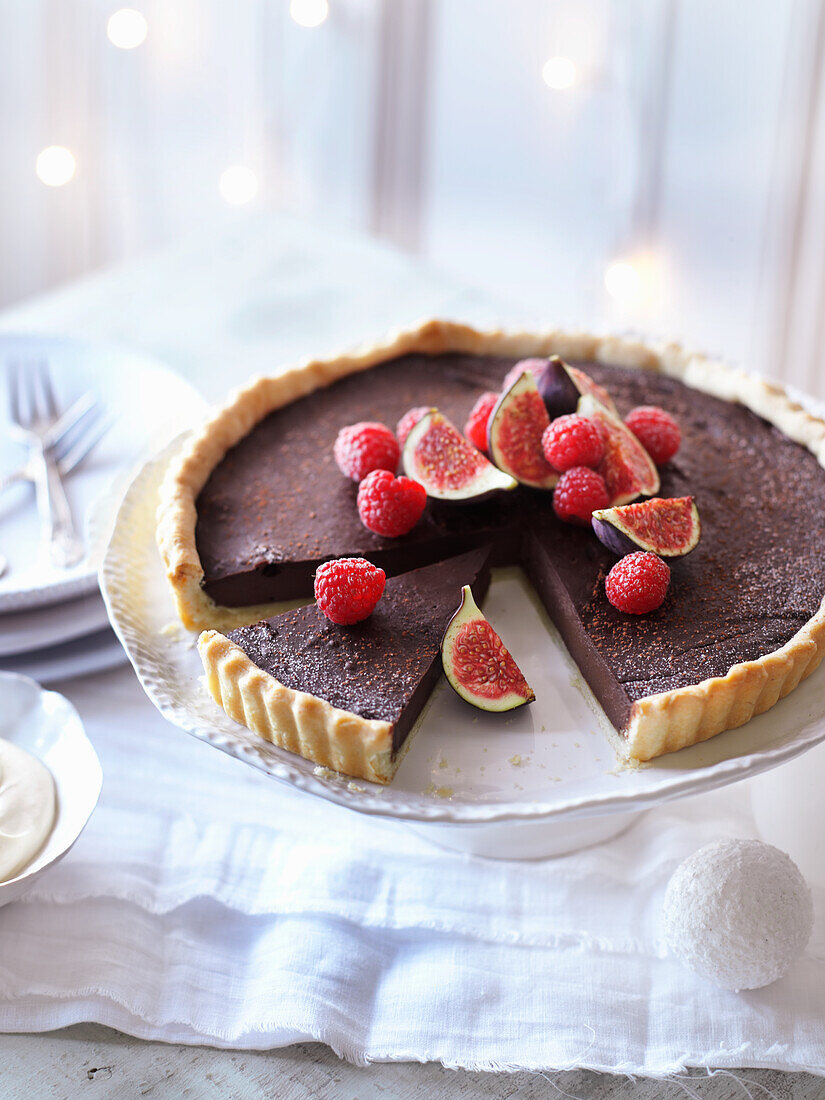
left=592, top=496, right=701, bottom=558
left=566, top=365, right=619, bottom=417
left=487, top=372, right=559, bottom=489
left=402, top=410, right=517, bottom=502
left=442, top=585, right=535, bottom=712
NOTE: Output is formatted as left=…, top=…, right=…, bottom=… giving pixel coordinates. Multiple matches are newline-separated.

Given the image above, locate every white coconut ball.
left=662, top=839, right=813, bottom=991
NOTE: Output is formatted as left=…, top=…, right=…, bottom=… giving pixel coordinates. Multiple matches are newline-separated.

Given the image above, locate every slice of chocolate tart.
left=198, top=547, right=491, bottom=783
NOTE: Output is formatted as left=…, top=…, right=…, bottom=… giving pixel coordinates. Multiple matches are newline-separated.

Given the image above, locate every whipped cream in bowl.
left=0, top=673, right=102, bottom=908
left=0, top=739, right=56, bottom=883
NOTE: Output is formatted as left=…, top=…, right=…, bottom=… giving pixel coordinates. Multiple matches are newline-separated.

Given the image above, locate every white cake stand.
left=99, top=443, right=825, bottom=859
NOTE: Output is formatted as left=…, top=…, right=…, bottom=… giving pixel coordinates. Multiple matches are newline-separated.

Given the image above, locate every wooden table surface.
left=1, top=1027, right=822, bottom=1098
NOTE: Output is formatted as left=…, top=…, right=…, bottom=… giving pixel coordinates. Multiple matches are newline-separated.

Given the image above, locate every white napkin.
left=0, top=666, right=822, bottom=1075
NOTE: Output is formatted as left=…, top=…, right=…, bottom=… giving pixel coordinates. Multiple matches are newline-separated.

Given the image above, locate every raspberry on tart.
left=357, top=470, right=427, bottom=538
left=605, top=551, right=670, bottom=615
left=553, top=466, right=610, bottom=525
left=314, top=557, right=386, bottom=625
left=333, top=421, right=400, bottom=481
left=625, top=406, right=681, bottom=465
left=464, top=391, right=498, bottom=453
left=541, top=414, right=604, bottom=471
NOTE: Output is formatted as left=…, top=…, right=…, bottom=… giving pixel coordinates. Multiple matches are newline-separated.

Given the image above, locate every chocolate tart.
left=158, top=322, right=825, bottom=779
left=199, top=549, right=490, bottom=783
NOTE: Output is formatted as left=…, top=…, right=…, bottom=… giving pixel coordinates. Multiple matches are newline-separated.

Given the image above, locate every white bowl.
left=0, top=672, right=102, bottom=907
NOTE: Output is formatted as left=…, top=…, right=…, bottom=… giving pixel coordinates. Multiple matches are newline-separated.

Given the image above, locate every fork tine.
left=51, top=405, right=103, bottom=461
left=19, top=362, right=37, bottom=424
left=36, top=359, right=59, bottom=423
left=6, top=360, right=22, bottom=425
left=59, top=415, right=114, bottom=474
left=44, top=392, right=99, bottom=453
left=17, top=360, right=38, bottom=427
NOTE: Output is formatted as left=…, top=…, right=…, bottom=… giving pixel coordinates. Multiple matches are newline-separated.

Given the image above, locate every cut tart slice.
left=198, top=548, right=491, bottom=783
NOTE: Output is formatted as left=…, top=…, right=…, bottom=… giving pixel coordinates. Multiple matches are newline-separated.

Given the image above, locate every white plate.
left=100, top=440, right=825, bottom=826
left=0, top=588, right=110, bottom=657
left=0, top=627, right=126, bottom=684
left=0, top=333, right=208, bottom=612
left=0, top=671, right=102, bottom=907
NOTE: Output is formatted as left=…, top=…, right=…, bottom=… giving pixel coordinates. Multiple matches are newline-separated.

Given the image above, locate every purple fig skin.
left=534, top=355, right=580, bottom=419
left=591, top=516, right=639, bottom=557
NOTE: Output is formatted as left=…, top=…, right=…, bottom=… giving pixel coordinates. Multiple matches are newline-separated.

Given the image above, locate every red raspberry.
left=553, top=466, right=610, bottom=525
left=396, top=406, right=430, bottom=446
left=464, top=391, right=499, bottom=452
left=541, top=414, right=604, bottom=472
left=605, top=551, right=670, bottom=615
left=357, top=469, right=427, bottom=538
left=314, top=557, right=386, bottom=625
left=334, top=422, right=400, bottom=481
left=625, top=406, right=681, bottom=465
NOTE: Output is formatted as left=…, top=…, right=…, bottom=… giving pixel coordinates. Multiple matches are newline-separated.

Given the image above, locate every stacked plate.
left=0, top=333, right=207, bottom=684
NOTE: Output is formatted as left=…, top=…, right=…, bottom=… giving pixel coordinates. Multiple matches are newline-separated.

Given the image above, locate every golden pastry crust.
left=198, top=630, right=398, bottom=783
left=157, top=320, right=825, bottom=770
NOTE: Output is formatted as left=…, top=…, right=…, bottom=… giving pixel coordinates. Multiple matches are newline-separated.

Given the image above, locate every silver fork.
left=7, top=361, right=86, bottom=568
left=0, top=392, right=108, bottom=496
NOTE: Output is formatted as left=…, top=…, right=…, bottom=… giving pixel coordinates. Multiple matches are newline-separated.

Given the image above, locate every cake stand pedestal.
left=407, top=809, right=642, bottom=859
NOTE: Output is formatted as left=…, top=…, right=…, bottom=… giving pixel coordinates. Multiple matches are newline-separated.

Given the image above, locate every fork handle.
left=0, top=466, right=26, bottom=495
left=33, top=450, right=85, bottom=568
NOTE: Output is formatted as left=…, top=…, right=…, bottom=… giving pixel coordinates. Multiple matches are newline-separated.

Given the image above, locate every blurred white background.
left=2, top=0, right=825, bottom=396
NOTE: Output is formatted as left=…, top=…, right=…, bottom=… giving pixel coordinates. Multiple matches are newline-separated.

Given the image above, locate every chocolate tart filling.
left=197, top=354, right=825, bottom=734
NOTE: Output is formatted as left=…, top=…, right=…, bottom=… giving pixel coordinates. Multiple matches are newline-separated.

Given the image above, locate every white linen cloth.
left=0, top=665, right=822, bottom=1074
left=0, top=212, right=822, bottom=1073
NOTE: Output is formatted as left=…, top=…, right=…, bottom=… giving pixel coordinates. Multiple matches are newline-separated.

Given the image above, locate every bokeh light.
left=107, top=8, right=148, bottom=49
left=219, top=165, right=259, bottom=205
left=542, top=56, right=578, bottom=91
left=604, top=260, right=642, bottom=304
left=35, top=146, right=76, bottom=187
left=289, top=0, right=329, bottom=28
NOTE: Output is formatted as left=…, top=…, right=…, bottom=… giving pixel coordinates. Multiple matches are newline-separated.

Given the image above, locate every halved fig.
left=442, top=585, right=535, bottom=712
left=577, top=394, right=660, bottom=505
left=535, top=355, right=620, bottom=419
left=487, top=371, right=559, bottom=489
left=403, top=409, right=517, bottom=501
left=592, top=496, right=701, bottom=558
